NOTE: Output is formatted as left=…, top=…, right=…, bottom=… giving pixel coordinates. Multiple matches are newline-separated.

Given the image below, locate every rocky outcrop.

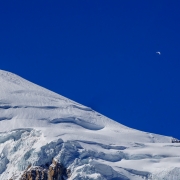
left=15, top=158, right=71, bottom=180
left=172, top=138, right=180, bottom=143
left=48, top=159, right=71, bottom=180
left=20, top=166, right=48, bottom=180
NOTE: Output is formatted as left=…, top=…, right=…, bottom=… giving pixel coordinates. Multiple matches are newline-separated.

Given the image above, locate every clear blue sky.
left=1, top=1, right=180, bottom=139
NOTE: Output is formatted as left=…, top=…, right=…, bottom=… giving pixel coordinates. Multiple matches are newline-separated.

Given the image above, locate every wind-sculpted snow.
left=50, top=117, right=104, bottom=130
left=0, top=70, right=180, bottom=179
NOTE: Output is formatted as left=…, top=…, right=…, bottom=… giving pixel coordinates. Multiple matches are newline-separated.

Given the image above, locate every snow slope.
left=0, top=70, right=180, bottom=180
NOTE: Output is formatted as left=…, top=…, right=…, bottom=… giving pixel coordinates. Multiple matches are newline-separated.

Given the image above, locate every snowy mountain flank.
left=0, top=70, right=180, bottom=180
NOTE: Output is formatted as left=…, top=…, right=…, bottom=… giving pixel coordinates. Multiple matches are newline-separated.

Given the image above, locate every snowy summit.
left=0, top=70, right=180, bottom=180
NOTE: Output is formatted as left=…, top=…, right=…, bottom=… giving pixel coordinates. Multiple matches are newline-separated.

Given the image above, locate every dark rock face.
left=16, top=158, right=71, bottom=180
left=172, top=138, right=180, bottom=143
left=48, top=159, right=71, bottom=180
left=20, top=166, right=48, bottom=180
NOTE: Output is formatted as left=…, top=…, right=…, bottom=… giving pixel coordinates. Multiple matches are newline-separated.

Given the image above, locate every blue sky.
left=0, top=1, right=180, bottom=139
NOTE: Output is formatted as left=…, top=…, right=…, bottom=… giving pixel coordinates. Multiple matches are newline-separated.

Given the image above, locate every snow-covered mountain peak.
left=0, top=70, right=171, bottom=143
left=0, top=70, right=180, bottom=180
